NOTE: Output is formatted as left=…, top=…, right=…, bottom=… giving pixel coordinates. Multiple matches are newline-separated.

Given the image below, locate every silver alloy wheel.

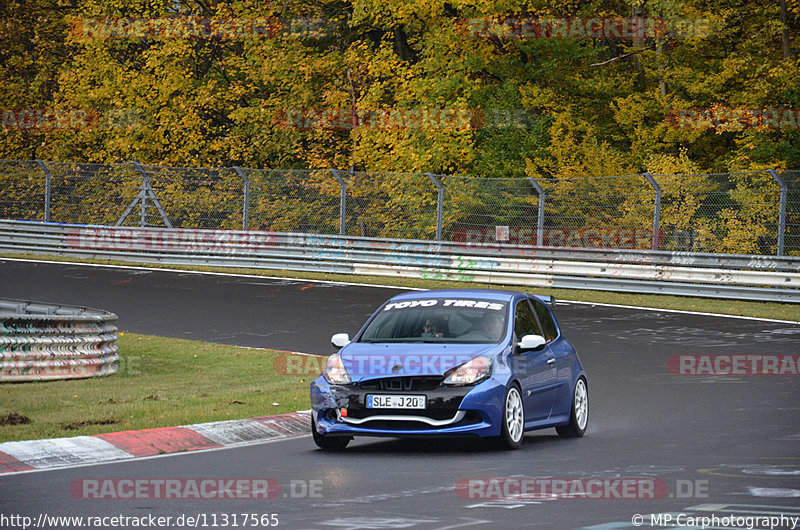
left=574, top=378, right=588, bottom=431
left=505, top=386, right=524, bottom=443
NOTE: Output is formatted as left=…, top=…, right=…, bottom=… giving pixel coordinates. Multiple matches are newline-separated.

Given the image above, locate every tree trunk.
left=779, top=0, right=791, bottom=60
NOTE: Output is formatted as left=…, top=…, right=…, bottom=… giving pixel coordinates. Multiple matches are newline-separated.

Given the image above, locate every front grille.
left=357, top=376, right=443, bottom=392
left=357, top=412, right=483, bottom=431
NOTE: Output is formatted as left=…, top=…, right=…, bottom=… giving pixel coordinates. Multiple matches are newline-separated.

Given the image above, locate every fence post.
left=134, top=161, right=172, bottom=228
left=425, top=173, right=444, bottom=241
left=643, top=172, right=661, bottom=251
left=526, top=177, right=546, bottom=247
left=135, top=162, right=149, bottom=227
left=116, top=161, right=173, bottom=228
left=139, top=166, right=148, bottom=227
left=34, top=160, right=51, bottom=223
left=233, top=167, right=249, bottom=230
left=768, top=169, right=787, bottom=256
left=330, top=169, right=347, bottom=236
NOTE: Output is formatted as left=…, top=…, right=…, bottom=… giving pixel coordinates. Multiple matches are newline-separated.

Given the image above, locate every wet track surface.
left=2, top=259, right=800, bottom=529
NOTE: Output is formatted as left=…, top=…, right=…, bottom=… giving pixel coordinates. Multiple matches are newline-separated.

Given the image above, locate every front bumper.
left=310, top=375, right=506, bottom=438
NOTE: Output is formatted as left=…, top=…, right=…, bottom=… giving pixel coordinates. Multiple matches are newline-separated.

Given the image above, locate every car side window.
left=532, top=300, right=559, bottom=342
left=514, top=300, right=543, bottom=341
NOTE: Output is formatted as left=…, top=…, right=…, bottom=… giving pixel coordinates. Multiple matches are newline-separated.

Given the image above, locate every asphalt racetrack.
left=1, top=258, right=799, bottom=529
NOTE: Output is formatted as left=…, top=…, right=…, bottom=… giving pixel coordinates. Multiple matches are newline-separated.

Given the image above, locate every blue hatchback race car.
left=310, top=289, right=588, bottom=450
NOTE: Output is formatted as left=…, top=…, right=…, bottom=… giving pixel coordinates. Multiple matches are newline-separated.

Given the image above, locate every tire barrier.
left=0, top=298, right=119, bottom=382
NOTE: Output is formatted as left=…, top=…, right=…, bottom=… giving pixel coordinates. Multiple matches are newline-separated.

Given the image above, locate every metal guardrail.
left=1, top=220, right=799, bottom=303
left=0, top=297, right=119, bottom=382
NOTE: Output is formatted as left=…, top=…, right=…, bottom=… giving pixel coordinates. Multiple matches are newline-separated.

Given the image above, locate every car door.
left=531, top=298, right=577, bottom=419
left=512, top=298, right=557, bottom=422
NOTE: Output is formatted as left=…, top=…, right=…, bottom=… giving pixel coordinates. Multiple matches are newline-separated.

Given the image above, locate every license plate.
left=366, top=394, right=426, bottom=409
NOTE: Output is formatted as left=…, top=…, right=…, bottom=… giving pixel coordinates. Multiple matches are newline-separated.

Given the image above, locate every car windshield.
left=358, top=298, right=509, bottom=344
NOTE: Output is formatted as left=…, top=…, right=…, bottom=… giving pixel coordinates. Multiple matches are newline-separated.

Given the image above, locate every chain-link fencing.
left=654, top=170, right=783, bottom=255
left=785, top=170, right=800, bottom=256
left=47, top=161, right=142, bottom=226
left=0, top=159, right=797, bottom=256
left=0, top=160, right=48, bottom=223
left=536, top=174, right=657, bottom=250
left=441, top=176, right=542, bottom=245
left=244, top=168, right=340, bottom=234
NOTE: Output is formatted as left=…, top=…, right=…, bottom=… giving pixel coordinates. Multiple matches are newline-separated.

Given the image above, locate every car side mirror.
left=517, top=334, right=546, bottom=351
left=331, top=333, right=351, bottom=348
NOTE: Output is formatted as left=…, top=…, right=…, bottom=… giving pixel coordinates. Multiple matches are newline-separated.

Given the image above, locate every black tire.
left=556, top=377, right=588, bottom=438
left=498, top=384, right=524, bottom=450
left=311, top=416, right=351, bottom=450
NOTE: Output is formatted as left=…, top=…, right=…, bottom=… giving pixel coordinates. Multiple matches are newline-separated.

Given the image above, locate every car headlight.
left=323, top=353, right=351, bottom=384
left=443, top=356, right=492, bottom=386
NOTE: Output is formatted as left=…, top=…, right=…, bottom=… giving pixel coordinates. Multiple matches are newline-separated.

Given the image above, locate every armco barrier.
left=0, top=297, right=119, bottom=382
left=1, top=220, right=799, bottom=303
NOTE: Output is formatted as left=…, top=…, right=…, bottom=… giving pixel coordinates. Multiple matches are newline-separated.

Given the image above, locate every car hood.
left=339, top=342, right=500, bottom=381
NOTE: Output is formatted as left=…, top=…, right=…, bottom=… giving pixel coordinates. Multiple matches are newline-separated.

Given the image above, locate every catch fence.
left=1, top=160, right=797, bottom=256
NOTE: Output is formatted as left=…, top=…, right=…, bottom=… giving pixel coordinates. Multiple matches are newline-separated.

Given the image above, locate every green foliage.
left=1, top=0, right=797, bottom=252
left=3, top=0, right=795, bottom=171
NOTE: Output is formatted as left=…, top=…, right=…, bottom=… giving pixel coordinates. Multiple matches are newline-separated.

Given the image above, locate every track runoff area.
left=0, top=257, right=798, bottom=530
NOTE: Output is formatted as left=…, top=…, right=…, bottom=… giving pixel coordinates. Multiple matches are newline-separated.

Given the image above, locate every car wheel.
left=556, top=377, right=588, bottom=438
left=499, top=384, right=524, bottom=450
left=311, top=415, right=351, bottom=450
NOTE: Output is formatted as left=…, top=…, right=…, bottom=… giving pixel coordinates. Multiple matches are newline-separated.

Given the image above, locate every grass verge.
left=0, top=333, right=313, bottom=443
left=2, top=252, right=799, bottom=322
